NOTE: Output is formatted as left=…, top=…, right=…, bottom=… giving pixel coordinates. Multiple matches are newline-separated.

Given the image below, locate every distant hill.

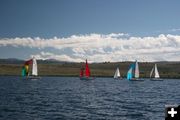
left=0, top=58, right=179, bottom=78
left=0, top=58, right=179, bottom=64
left=0, top=58, right=24, bottom=64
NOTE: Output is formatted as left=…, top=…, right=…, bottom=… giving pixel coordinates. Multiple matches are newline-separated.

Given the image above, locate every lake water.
left=0, top=76, right=180, bottom=120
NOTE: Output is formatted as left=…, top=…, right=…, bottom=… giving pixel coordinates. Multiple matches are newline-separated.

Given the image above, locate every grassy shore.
left=0, top=61, right=180, bottom=78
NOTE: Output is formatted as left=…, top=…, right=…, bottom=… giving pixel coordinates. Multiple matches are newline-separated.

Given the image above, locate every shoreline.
left=0, top=62, right=180, bottom=79
left=0, top=75, right=180, bottom=79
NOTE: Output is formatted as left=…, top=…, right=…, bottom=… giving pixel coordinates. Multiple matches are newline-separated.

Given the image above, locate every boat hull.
left=128, top=78, right=144, bottom=81
left=80, top=77, right=94, bottom=80
left=114, top=77, right=123, bottom=80
left=23, top=76, right=41, bottom=80
left=150, top=78, right=163, bottom=81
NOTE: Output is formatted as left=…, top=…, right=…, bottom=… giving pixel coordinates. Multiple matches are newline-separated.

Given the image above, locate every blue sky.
left=0, top=0, right=180, bottom=62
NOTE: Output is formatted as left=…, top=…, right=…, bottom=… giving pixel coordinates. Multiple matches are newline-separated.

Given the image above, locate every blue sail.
left=127, top=72, right=132, bottom=80
left=127, top=67, right=133, bottom=80
left=127, top=61, right=139, bottom=80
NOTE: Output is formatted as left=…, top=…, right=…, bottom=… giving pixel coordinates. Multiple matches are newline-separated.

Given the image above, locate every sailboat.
left=127, top=60, right=144, bottom=81
left=150, top=64, right=163, bottom=81
left=21, top=57, right=41, bottom=80
left=79, top=59, right=94, bottom=80
left=114, top=67, right=122, bottom=79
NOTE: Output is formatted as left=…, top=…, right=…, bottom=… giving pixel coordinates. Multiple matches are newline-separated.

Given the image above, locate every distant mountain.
left=0, top=58, right=24, bottom=64
left=0, top=58, right=74, bottom=64
left=37, top=59, right=69, bottom=64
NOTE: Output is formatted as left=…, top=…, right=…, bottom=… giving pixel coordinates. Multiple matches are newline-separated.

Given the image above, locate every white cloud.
left=0, top=33, right=180, bottom=62
left=31, top=51, right=84, bottom=62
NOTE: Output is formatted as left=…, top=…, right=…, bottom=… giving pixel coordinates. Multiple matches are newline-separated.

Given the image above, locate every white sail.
left=134, top=60, right=139, bottom=78
left=32, top=57, right=38, bottom=76
left=150, top=66, right=154, bottom=78
left=154, top=64, right=160, bottom=78
left=114, top=67, right=120, bottom=78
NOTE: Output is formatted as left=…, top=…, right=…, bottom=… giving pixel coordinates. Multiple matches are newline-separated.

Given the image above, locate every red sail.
left=80, top=64, right=85, bottom=77
left=24, top=59, right=33, bottom=65
left=85, top=59, right=90, bottom=77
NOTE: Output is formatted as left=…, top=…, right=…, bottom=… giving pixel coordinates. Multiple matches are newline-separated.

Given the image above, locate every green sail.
left=21, top=67, right=27, bottom=76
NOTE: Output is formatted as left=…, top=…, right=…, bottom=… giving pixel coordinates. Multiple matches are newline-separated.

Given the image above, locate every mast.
left=32, top=57, right=38, bottom=76
left=134, top=60, right=139, bottom=78
left=154, top=64, right=160, bottom=78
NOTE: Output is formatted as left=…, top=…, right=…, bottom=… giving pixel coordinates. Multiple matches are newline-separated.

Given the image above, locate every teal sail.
left=130, top=63, right=135, bottom=78
left=21, top=67, right=27, bottom=76
left=127, top=61, right=139, bottom=80
left=127, top=67, right=133, bottom=80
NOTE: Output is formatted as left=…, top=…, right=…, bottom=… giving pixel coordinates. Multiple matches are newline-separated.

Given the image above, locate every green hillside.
left=0, top=61, right=180, bottom=78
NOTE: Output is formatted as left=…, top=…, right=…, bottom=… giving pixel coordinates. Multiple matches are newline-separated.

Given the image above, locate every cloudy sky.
left=0, top=0, right=180, bottom=62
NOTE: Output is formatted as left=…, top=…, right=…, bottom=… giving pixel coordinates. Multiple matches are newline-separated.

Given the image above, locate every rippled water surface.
left=0, top=76, right=180, bottom=120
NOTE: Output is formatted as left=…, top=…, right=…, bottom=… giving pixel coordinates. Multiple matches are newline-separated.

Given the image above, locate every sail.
left=21, top=67, right=27, bottom=76
left=24, top=65, right=29, bottom=76
left=134, top=60, right=139, bottom=78
left=127, top=67, right=133, bottom=80
left=114, top=67, right=120, bottom=78
left=150, top=66, right=154, bottom=78
left=85, top=59, right=90, bottom=77
left=32, top=57, right=38, bottom=76
left=21, top=59, right=32, bottom=77
left=154, top=64, right=160, bottom=78
left=24, top=59, right=32, bottom=65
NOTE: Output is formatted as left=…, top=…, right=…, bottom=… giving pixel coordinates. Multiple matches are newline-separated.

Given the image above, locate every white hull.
left=24, top=76, right=41, bottom=80
left=150, top=78, right=163, bottom=81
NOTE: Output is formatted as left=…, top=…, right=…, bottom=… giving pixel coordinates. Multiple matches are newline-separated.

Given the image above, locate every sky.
left=0, top=0, right=180, bottom=62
